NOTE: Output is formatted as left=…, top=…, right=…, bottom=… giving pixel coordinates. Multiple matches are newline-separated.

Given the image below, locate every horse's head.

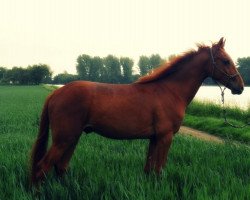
left=209, top=37, right=244, bottom=94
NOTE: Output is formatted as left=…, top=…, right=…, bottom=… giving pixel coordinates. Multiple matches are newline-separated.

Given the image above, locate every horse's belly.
left=89, top=124, right=154, bottom=140
left=96, top=131, right=152, bottom=140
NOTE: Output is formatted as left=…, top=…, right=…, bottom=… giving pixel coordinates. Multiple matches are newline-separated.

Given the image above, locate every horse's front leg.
left=144, top=136, right=157, bottom=174
left=144, top=131, right=173, bottom=175
left=155, top=132, right=173, bottom=174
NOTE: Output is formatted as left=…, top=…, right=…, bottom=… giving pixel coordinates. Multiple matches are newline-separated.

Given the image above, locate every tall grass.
left=186, top=100, right=249, bottom=122
left=0, top=86, right=249, bottom=199
left=185, top=101, right=250, bottom=143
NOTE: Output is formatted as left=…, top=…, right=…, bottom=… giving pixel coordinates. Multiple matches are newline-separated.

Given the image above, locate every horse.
left=30, top=38, right=244, bottom=186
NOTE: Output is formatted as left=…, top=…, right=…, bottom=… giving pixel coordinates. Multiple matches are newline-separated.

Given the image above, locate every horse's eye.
left=223, top=60, right=230, bottom=65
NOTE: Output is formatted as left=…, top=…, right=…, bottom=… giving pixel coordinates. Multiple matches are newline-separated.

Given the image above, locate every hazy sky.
left=1, top=0, right=249, bottom=75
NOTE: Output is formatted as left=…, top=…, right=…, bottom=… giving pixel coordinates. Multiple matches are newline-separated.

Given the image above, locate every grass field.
left=184, top=101, right=250, bottom=144
left=0, top=86, right=249, bottom=199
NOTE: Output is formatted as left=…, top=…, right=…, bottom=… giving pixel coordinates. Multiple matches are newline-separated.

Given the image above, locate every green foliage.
left=53, top=72, right=78, bottom=84
left=6, top=67, right=29, bottom=84
left=0, top=86, right=249, bottom=199
left=0, top=67, right=7, bottom=83
left=138, top=54, right=163, bottom=76
left=104, top=55, right=122, bottom=83
left=149, top=54, right=163, bottom=70
left=0, top=64, right=52, bottom=85
left=28, top=64, right=52, bottom=84
left=237, top=57, right=250, bottom=85
left=138, top=56, right=150, bottom=76
left=76, top=54, right=92, bottom=80
left=76, top=54, right=129, bottom=83
left=120, top=57, right=134, bottom=83
left=90, top=56, right=103, bottom=82
left=185, top=101, right=250, bottom=143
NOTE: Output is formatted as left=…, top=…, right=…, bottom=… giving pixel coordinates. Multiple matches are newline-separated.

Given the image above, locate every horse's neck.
left=159, top=56, right=208, bottom=106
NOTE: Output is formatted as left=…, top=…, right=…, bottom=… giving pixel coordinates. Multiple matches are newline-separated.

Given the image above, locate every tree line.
left=0, top=55, right=250, bottom=85
left=0, top=64, right=52, bottom=85
left=73, top=54, right=164, bottom=84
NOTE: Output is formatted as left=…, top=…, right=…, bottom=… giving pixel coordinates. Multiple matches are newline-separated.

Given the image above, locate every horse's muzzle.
left=231, top=86, right=244, bottom=95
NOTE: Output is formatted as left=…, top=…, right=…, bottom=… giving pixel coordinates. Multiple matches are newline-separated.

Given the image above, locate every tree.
left=138, top=56, right=150, bottom=76
left=99, top=63, right=109, bottom=83
left=28, top=64, right=52, bottom=85
left=237, top=57, right=250, bottom=86
left=132, top=74, right=140, bottom=82
left=138, top=54, right=163, bottom=76
left=0, top=67, right=7, bottom=83
left=89, top=56, right=103, bottom=82
left=76, top=54, right=92, bottom=80
left=149, top=54, right=163, bottom=70
left=17, top=67, right=30, bottom=84
left=104, top=55, right=121, bottom=83
left=53, top=72, right=78, bottom=84
left=5, top=67, right=28, bottom=84
left=1, top=65, right=51, bottom=85
left=120, top=57, right=134, bottom=83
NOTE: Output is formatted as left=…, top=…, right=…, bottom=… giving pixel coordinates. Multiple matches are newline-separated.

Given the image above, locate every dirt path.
left=179, top=126, right=224, bottom=143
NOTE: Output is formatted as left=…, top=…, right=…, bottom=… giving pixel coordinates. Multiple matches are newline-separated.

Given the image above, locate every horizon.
left=1, top=0, right=249, bottom=75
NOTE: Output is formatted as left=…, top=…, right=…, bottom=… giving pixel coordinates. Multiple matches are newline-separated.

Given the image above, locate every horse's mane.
left=136, top=44, right=209, bottom=84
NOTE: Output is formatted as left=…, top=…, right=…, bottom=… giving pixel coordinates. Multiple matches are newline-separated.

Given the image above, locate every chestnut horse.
left=30, top=38, right=244, bottom=185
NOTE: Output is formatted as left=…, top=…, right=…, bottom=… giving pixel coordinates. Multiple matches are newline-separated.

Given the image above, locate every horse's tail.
left=30, top=94, right=51, bottom=184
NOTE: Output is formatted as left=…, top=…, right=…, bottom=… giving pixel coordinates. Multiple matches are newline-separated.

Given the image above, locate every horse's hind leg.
left=54, top=136, right=81, bottom=177
left=35, top=141, right=70, bottom=183
left=35, top=125, right=82, bottom=183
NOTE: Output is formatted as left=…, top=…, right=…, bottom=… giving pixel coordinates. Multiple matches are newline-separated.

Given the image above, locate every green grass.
left=184, top=101, right=250, bottom=144
left=0, top=86, right=249, bottom=199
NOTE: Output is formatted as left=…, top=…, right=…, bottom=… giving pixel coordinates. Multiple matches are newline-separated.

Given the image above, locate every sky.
left=0, top=0, right=249, bottom=75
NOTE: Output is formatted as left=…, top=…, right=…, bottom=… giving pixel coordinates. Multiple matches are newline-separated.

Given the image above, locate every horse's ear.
left=217, top=37, right=226, bottom=48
